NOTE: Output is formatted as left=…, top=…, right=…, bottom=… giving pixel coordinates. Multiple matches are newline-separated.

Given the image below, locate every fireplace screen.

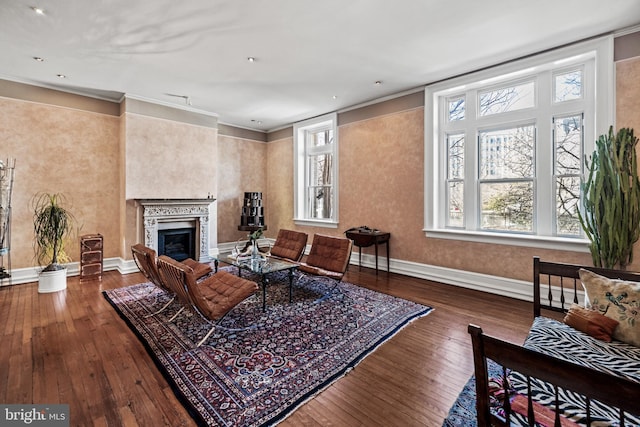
left=158, top=227, right=196, bottom=262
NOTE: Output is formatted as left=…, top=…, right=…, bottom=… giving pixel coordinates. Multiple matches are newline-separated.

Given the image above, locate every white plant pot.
left=38, top=268, right=67, bottom=293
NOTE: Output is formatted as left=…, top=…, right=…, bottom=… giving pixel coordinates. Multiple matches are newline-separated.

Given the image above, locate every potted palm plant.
left=33, top=193, right=75, bottom=292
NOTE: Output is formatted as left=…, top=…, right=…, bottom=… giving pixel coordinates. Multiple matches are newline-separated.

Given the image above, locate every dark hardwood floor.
left=0, top=265, right=535, bottom=426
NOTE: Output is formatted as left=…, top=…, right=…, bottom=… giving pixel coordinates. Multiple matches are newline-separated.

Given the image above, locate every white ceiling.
left=1, top=0, right=639, bottom=132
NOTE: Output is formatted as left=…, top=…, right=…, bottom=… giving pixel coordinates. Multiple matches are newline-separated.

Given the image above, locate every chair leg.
left=197, top=325, right=216, bottom=347
left=195, top=301, right=259, bottom=347
left=313, top=279, right=342, bottom=302
left=297, top=272, right=344, bottom=302
left=144, top=296, right=175, bottom=318
left=167, top=306, right=185, bottom=322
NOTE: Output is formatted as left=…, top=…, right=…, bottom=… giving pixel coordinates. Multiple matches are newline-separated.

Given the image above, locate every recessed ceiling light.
left=247, top=57, right=256, bottom=63
left=31, top=6, right=45, bottom=15
left=332, top=95, right=338, bottom=100
left=56, top=74, right=67, bottom=79
left=374, top=80, right=383, bottom=86
left=251, top=119, right=262, bottom=124
left=33, top=57, right=44, bottom=62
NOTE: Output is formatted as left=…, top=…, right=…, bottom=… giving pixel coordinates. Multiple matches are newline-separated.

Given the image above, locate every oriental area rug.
left=103, top=268, right=433, bottom=427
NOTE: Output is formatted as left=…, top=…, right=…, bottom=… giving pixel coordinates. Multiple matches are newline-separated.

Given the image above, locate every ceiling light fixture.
left=33, top=57, right=44, bottom=62
left=374, top=80, right=383, bottom=86
left=247, top=57, right=256, bottom=63
left=251, top=119, right=262, bottom=125
left=31, top=6, right=45, bottom=15
left=56, top=74, right=66, bottom=78
left=332, top=95, right=338, bottom=99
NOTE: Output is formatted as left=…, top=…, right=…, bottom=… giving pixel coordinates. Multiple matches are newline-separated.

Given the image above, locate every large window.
left=294, top=113, right=338, bottom=227
left=425, top=37, right=613, bottom=249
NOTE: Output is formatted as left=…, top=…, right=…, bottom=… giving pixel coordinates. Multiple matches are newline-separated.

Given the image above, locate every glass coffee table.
left=215, top=255, right=299, bottom=311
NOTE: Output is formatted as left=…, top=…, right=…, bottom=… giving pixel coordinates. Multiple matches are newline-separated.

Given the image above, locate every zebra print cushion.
left=505, top=316, right=640, bottom=426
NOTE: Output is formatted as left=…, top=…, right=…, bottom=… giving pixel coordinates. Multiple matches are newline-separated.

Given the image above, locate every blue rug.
left=442, top=359, right=503, bottom=427
left=104, top=269, right=433, bottom=426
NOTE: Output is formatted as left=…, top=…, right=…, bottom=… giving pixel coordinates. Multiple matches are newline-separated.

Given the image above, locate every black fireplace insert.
left=157, top=227, right=196, bottom=262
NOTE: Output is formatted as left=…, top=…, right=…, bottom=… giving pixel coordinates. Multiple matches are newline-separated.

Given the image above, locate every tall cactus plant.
left=578, top=126, right=640, bottom=270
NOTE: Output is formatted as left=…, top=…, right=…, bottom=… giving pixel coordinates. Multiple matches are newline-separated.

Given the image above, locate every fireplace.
left=137, top=199, right=215, bottom=262
left=158, top=227, right=196, bottom=261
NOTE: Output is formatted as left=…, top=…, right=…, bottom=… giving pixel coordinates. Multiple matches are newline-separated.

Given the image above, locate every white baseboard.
left=350, top=251, right=533, bottom=302
left=0, top=245, right=569, bottom=305
left=0, top=248, right=220, bottom=287
left=0, top=257, right=141, bottom=286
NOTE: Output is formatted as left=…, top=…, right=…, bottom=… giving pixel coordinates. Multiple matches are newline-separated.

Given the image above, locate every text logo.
left=1, top=405, right=69, bottom=426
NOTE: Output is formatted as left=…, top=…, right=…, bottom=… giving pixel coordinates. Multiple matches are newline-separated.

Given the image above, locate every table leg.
left=386, top=240, right=390, bottom=272
left=262, top=275, right=268, bottom=312
left=375, top=242, right=379, bottom=275
left=214, top=259, right=219, bottom=273
left=358, top=246, right=362, bottom=270
left=288, top=269, right=294, bottom=303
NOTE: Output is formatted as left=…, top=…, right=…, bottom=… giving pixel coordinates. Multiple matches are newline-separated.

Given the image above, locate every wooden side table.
left=345, top=229, right=390, bottom=274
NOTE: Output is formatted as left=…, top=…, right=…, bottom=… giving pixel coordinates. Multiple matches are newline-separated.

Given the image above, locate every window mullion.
left=465, top=90, right=478, bottom=231
left=537, top=71, right=553, bottom=235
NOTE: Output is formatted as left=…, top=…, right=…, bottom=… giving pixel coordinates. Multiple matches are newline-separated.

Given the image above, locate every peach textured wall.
left=123, top=113, right=218, bottom=254
left=119, top=113, right=129, bottom=258
left=216, top=135, right=268, bottom=244
left=617, top=57, right=640, bottom=137
left=124, top=113, right=217, bottom=199
left=265, top=137, right=295, bottom=235
left=0, top=97, right=121, bottom=268
left=615, top=56, right=640, bottom=272
left=339, top=108, right=425, bottom=254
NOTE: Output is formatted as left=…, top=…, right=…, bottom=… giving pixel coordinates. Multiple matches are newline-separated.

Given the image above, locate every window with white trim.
left=294, top=113, right=338, bottom=227
left=425, top=37, right=613, bottom=249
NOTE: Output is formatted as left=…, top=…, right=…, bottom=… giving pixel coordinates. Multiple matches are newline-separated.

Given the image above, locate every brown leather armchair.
left=269, top=229, right=308, bottom=262
left=131, top=244, right=213, bottom=317
left=157, top=255, right=258, bottom=347
left=298, top=234, right=353, bottom=296
left=132, top=243, right=212, bottom=283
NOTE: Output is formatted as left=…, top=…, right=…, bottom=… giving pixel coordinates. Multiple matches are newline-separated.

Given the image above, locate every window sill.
left=424, top=228, right=590, bottom=252
left=294, top=218, right=339, bottom=229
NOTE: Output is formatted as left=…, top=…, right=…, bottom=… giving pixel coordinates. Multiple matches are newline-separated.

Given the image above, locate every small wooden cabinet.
left=80, top=234, right=103, bottom=281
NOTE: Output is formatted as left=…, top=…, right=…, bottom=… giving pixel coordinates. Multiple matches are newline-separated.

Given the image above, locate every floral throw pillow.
left=579, top=269, right=640, bottom=347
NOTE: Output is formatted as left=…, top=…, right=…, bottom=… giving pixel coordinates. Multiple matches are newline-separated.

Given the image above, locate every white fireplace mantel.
left=137, top=198, right=215, bottom=262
